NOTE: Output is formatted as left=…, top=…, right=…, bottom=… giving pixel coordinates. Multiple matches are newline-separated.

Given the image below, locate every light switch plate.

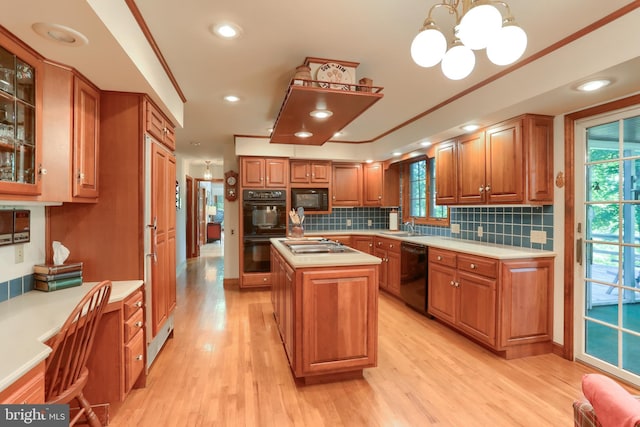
left=346, top=219, right=352, bottom=227
left=451, top=224, right=460, bottom=234
left=531, top=230, right=547, bottom=244
left=477, top=226, right=483, bottom=237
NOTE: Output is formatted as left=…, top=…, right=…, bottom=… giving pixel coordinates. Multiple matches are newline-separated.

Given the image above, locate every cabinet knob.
left=479, top=185, right=484, bottom=193
left=450, top=280, right=455, bottom=286
left=437, top=255, right=442, bottom=261
left=389, top=244, right=394, bottom=248
left=135, top=321, right=143, bottom=327
left=77, top=172, right=85, bottom=181
left=369, top=243, right=373, bottom=247
left=485, top=184, right=491, bottom=192
left=135, top=301, right=143, bottom=307
left=136, top=354, right=143, bottom=361
left=38, top=164, right=47, bottom=176
left=263, top=277, right=268, bottom=282
left=470, top=263, right=476, bottom=269
left=455, top=281, right=460, bottom=287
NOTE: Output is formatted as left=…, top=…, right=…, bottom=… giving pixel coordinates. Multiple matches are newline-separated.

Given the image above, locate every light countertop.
left=271, top=238, right=382, bottom=268
left=0, top=280, right=143, bottom=393
left=306, top=230, right=555, bottom=260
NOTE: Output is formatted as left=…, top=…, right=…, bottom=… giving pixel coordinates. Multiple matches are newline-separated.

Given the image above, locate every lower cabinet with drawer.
left=0, top=362, right=45, bottom=404
left=428, top=248, right=554, bottom=359
left=83, top=286, right=146, bottom=416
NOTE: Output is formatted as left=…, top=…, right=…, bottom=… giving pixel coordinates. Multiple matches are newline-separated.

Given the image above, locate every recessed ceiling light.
left=224, top=95, right=240, bottom=103
left=212, top=23, right=242, bottom=39
left=365, top=159, right=374, bottom=163
left=310, top=110, right=333, bottom=119
left=575, top=79, right=612, bottom=92
left=295, top=131, right=313, bottom=138
left=32, top=23, right=88, bottom=47
left=267, top=127, right=274, bottom=133
left=333, top=131, right=343, bottom=137
left=461, top=124, right=480, bottom=132
left=420, top=141, right=431, bottom=147
left=392, top=152, right=402, bottom=156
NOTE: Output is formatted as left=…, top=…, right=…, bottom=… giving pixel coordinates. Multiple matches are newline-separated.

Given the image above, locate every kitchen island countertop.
left=0, top=280, right=143, bottom=393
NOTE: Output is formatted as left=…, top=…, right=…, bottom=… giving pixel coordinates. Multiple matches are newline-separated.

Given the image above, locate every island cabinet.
left=332, top=162, right=362, bottom=206
left=374, top=237, right=401, bottom=297
left=39, top=62, right=100, bottom=202
left=428, top=247, right=554, bottom=359
left=240, top=156, right=288, bottom=188
left=289, top=160, right=331, bottom=185
left=270, top=245, right=379, bottom=384
left=0, top=362, right=44, bottom=404
left=436, top=114, right=553, bottom=206
left=352, top=236, right=374, bottom=254
left=83, top=286, right=146, bottom=418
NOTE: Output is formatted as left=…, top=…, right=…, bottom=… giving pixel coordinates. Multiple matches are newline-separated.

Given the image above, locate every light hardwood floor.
left=111, top=246, right=600, bottom=426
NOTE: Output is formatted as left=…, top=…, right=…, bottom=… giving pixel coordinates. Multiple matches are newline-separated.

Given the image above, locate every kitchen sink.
left=381, top=231, right=412, bottom=237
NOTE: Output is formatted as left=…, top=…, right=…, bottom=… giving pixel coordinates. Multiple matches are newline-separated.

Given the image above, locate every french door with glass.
left=575, top=106, right=640, bottom=385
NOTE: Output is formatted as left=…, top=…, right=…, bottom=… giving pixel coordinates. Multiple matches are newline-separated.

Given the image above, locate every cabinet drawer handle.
left=136, top=355, right=143, bottom=361
left=470, top=263, right=476, bottom=269
left=135, top=321, right=143, bottom=327
left=437, top=255, right=442, bottom=261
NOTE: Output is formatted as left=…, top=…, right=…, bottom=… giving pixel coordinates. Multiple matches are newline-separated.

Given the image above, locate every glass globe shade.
left=410, top=28, right=447, bottom=68
left=458, top=4, right=502, bottom=50
left=486, top=24, right=527, bottom=66
left=441, top=44, right=475, bottom=80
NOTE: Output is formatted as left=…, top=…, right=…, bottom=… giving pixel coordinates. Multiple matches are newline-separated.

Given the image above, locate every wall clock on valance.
left=225, top=170, right=238, bottom=201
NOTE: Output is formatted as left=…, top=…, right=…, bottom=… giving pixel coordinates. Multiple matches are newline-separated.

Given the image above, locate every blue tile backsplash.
left=302, top=205, right=553, bottom=251
left=0, top=273, right=35, bottom=303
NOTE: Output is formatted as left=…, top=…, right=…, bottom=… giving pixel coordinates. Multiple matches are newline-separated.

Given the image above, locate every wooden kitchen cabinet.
left=290, top=160, right=331, bottom=185
left=374, top=237, right=401, bottom=296
left=438, top=114, right=553, bottom=206
left=270, top=245, right=378, bottom=383
left=0, top=29, right=43, bottom=199
left=322, top=234, right=352, bottom=247
left=428, top=247, right=554, bottom=358
left=0, top=362, right=44, bottom=404
left=145, top=100, right=175, bottom=151
left=435, top=139, right=458, bottom=205
left=40, top=62, right=100, bottom=202
left=332, top=162, right=362, bottom=206
left=352, top=236, right=374, bottom=254
left=84, top=287, right=146, bottom=408
left=363, top=161, right=400, bottom=206
left=241, top=156, right=288, bottom=188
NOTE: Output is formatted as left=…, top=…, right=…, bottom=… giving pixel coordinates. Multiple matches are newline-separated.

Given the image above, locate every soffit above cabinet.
left=270, top=58, right=383, bottom=146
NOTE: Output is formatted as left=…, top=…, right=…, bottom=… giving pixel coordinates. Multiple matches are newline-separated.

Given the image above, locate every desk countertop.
left=0, top=280, right=143, bottom=393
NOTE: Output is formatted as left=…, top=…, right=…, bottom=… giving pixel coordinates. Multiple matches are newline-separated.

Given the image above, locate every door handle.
left=576, top=238, right=583, bottom=266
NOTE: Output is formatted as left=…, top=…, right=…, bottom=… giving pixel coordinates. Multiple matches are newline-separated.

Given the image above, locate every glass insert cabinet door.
left=0, top=44, right=37, bottom=186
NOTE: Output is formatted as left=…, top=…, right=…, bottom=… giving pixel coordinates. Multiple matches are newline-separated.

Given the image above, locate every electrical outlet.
left=477, top=226, right=483, bottom=237
left=451, top=223, right=460, bottom=234
left=367, top=219, right=372, bottom=227
left=346, top=219, right=352, bottom=227
left=230, top=229, right=235, bottom=235
left=531, top=230, right=547, bottom=244
left=15, top=245, right=24, bottom=264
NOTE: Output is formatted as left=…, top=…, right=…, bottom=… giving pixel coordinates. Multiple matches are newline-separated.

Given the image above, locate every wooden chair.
left=45, top=280, right=112, bottom=427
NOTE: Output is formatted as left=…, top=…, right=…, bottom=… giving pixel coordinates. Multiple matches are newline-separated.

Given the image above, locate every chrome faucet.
left=404, top=218, right=415, bottom=235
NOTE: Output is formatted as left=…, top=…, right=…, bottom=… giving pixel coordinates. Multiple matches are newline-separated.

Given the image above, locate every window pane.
left=409, top=160, right=426, bottom=217
left=428, top=157, right=447, bottom=219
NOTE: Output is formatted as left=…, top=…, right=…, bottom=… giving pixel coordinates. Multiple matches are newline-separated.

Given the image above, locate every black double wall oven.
left=242, top=189, right=286, bottom=273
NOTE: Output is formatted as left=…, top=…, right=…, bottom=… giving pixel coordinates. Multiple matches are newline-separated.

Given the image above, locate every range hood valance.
left=270, top=58, right=384, bottom=146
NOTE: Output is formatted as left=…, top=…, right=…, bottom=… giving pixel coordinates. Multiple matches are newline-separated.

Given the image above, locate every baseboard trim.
left=223, top=278, right=239, bottom=289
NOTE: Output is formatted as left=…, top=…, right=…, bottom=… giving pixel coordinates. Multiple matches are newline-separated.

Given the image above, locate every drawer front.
left=242, top=273, right=272, bottom=287
left=429, top=248, right=456, bottom=268
left=124, top=308, right=144, bottom=342
left=125, top=329, right=145, bottom=393
left=457, top=254, right=498, bottom=278
left=0, top=363, right=45, bottom=404
left=124, top=290, right=144, bottom=319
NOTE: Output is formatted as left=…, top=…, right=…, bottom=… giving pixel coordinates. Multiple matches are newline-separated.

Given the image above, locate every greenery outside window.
left=402, top=157, right=449, bottom=226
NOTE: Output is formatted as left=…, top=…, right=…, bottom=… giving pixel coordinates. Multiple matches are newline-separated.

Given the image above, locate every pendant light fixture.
left=203, top=160, right=212, bottom=180
left=411, top=0, right=527, bottom=80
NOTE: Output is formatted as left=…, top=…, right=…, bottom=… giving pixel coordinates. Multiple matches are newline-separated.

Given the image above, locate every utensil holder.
left=289, top=224, right=304, bottom=238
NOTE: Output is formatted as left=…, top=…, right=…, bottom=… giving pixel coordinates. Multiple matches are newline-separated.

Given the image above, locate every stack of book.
left=33, top=262, right=83, bottom=292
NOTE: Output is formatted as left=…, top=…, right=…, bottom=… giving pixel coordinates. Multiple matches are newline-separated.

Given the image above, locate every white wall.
left=175, top=157, right=187, bottom=274
left=223, top=144, right=239, bottom=280
left=552, top=115, right=566, bottom=345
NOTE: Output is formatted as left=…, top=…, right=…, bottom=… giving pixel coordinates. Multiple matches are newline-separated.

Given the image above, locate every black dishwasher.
left=400, top=242, right=428, bottom=314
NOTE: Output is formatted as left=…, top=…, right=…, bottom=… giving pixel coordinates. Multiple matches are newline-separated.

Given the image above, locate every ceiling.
left=3, top=1, right=640, bottom=167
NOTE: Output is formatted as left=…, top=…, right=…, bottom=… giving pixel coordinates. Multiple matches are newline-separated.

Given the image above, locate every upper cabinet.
left=436, top=114, right=554, bottom=206
left=145, top=100, right=175, bottom=151
left=332, top=162, right=362, bottom=206
left=363, top=161, right=399, bottom=206
left=40, top=62, right=99, bottom=202
left=0, top=31, right=43, bottom=197
left=240, top=157, right=288, bottom=188
left=290, top=160, right=331, bottom=186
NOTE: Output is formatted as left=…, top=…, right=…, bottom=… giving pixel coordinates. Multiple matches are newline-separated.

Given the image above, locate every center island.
left=270, top=238, right=382, bottom=384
